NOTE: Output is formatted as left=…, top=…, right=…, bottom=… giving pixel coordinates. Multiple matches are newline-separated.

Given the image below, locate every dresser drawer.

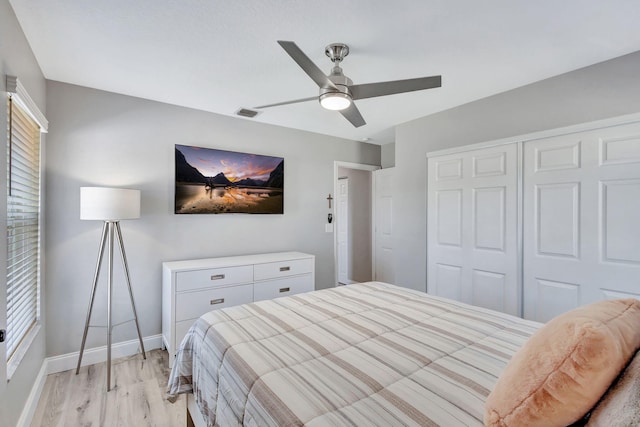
left=176, top=284, right=253, bottom=321
left=254, top=258, right=313, bottom=281
left=176, top=265, right=253, bottom=292
left=254, top=274, right=313, bottom=302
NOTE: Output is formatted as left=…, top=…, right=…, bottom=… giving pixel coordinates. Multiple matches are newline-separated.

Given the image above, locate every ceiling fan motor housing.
left=321, top=70, right=352, bottom=96
left=319, top=70, right=353, bottom=109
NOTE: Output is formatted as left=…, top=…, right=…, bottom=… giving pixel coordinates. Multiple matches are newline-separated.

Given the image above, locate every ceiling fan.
left=255, top=40, right=442, bottom=128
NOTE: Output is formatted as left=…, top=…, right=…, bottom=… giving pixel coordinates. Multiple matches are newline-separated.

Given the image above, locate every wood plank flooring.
left=30, top=349, right=185, bottom=427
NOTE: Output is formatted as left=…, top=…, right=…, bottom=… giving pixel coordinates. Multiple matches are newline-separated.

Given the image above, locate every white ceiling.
left=9, top=0, right=640, bottom=144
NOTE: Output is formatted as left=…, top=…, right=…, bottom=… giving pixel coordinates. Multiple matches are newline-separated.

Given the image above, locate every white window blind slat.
left=7, top=220, right=38, bottom=231
left=7, top=286, right=37, bottom=310
left=7, top=313, right=37, bottom=343
left=6, top=291, right=38, bottom=335
left=9, top=127, right=37, bottom=149
left=6, top=278, right=38, bottom=302
left=6, top=290, right=37, bottom=314
left=8, top=146, right=37, bottom=162
left=6, top=241, right=39, bottom=257
left=7, top=162, right=38, bottom=182
left=7, top=290, right=37, bottom=324
left=6, top=317, right=36, bottom=353
left=6, top=96, right=41, bottom=361
left=7, top=237, right=39, bottom=250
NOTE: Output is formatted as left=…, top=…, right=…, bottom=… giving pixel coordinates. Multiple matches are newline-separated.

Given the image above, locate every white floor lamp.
left=76, top=187, right=146, bottom=391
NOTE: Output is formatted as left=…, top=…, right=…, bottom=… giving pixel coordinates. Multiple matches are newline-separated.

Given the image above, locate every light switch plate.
left=325, top=223, right=334, bottom=233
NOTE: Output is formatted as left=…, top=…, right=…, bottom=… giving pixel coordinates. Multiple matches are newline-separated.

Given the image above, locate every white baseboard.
left=15, top=359, right=47, bottom=427
left=17, top=334, right=163, bottom=427
left=45, top=334, right=163, bottom=375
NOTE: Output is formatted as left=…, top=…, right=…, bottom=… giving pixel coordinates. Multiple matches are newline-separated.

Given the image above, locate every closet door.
left=523, top=122, right=640, bottom=322
left=427, top=143, right=520, bottom=315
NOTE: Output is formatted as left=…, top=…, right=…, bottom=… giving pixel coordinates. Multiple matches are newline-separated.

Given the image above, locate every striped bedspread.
left=167, top=282, right=539, bottom=426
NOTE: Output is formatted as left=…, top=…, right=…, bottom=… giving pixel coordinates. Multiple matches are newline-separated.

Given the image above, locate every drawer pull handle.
left=279, top=266, right=291, bottom=272
left=210, top=298, right=225, bottom=305
left=279, top=287, right=290, bottom=293
left=211, top=274, right=225, bottom=280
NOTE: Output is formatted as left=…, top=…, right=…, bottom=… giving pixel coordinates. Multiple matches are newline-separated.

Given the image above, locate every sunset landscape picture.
left=175, top=144, right=284, bottom=214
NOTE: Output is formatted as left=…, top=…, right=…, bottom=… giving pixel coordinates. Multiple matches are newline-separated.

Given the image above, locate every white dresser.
left=162, top=251, right=315, bottom=366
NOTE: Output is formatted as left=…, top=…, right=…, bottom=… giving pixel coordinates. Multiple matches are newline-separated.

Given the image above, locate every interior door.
left=523, top=122, right=640, bottom=322
left=373, top=168, right=394, bottom=283
left=427, top=144, right=520, bottom=316
left=337, top=177, right=349, bottom=284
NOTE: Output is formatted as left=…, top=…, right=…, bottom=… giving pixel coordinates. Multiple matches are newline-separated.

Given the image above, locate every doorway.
left=333, top=162, right=379, bottom=286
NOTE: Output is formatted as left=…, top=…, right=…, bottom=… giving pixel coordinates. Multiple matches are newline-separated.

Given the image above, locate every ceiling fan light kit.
left=319, top=92, right=351, bottom=110
left=319, top=55, right=354, bottom=110
left=256, top=40, right=442, bottom=128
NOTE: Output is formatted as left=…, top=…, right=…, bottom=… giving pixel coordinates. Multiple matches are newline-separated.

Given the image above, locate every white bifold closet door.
left=523, top=122, right=640, bottom=322
left=427, top=144, right=520, bottom=316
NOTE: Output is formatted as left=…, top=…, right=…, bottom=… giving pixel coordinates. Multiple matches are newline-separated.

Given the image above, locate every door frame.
left=333, top=161, right=380, bottom=287
left=336, top=177, right=349, bottom=284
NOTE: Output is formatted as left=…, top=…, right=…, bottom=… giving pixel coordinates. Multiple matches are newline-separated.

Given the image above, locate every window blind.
left=6, top=96, right=41, bottom=361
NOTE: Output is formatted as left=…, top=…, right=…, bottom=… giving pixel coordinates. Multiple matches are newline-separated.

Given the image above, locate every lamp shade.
left=80, top=187, right=140, bottom=220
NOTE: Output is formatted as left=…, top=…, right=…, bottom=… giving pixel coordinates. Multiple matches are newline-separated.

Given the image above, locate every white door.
left=374, top=168, right=394, bottom=283
left=523, top=122, right=640, bottom=322
left=427, top=144, right=520, bottom=316
left=337, top=177, right=349, bottom=284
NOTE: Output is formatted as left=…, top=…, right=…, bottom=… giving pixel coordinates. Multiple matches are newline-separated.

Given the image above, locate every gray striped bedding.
left=167, top=281, right=540, bottom=426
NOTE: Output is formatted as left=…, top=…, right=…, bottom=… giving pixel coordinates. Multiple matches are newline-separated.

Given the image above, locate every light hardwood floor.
left=30, top=349, right=185, bottom=427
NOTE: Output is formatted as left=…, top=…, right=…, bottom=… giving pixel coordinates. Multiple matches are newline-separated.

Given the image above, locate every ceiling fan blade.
left=350, top=75, right=441, bottom=100
left=340, top=103, right=366, bottom=128
left=255, top=96, right=317, bottom=109
left=277, top=41, right=337, bottom=90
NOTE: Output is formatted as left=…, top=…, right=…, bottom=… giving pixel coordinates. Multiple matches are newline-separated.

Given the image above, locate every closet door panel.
left=472, top=269, right=506, bottom=312
left=600, top=133, right=640, bottom=166
left=428, top=143, right=519, bottom=316
left=524, top=121, right=640, bottom=322
left=434, top=263, right=463, bottom=301
left=473, top=186, right=506, bottom=251
left=535, top=182, right=580, bottom=258
left=436, top=189, right=463, bottom=247
left=428, top=153, right=465, bottom=301
left=534, top=140, right=581, bottom=172
left=602, top=180, right=640, bottom=264
left=535, top=279, right=580, bottom=322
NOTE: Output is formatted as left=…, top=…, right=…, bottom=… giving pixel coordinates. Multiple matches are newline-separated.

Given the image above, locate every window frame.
left=4, top=76, right=48, bottom=379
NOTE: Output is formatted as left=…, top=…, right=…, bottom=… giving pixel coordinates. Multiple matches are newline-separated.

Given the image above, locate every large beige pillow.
left=485, top=299, right=640, bottom=427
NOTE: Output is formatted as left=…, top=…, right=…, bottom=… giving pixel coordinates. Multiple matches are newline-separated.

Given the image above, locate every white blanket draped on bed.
left=167, top=281, right=539, bottom=426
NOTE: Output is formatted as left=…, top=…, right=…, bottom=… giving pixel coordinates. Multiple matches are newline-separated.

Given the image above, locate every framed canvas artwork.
left=175, top=144, right=284, bottom=214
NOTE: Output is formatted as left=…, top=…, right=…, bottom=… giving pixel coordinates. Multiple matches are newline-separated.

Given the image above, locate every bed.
left=167, top=281, right=542, bottom=426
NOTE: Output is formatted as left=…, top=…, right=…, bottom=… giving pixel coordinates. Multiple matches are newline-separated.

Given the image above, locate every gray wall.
left=337, top=167, right=372, bottom=283
left=394, top=50, right=640, bottom=292
left=44, top=81, right=380, bottom=357
left=381, top=143, right=395, bottom=168
left=0, top=1, right=48, bottom=425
